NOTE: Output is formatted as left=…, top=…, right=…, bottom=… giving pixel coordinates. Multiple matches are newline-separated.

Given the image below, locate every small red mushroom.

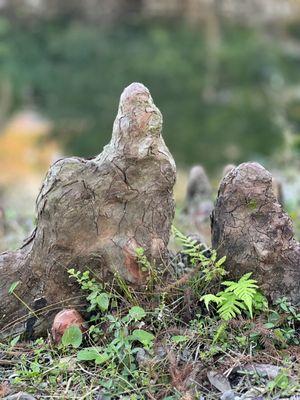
left=51, top=309, right=85, bottom=344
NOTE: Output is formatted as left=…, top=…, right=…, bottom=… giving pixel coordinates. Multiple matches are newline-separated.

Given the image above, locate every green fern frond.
left=217, top=292, right=245, bottom=320
left=200, top=294, right=223, bottom=311
left=172, top=225, right=212, bottom=266
left=172, top=226, right=203, bottom=262
left=200, top=272, right=266, bottom=320
left=222, top=272, right=258, bottom=317
left=212, top=322, right=227, bottom=344
left=215, top=256, right=226, bottom=267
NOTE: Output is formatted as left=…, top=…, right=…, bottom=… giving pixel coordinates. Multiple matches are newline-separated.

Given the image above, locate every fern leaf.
left=221, top=273, right=259, bottom=318
left=215, top=255, right=226, bottom=267
left=212, top=322, right=227, bottom=344
left=216, top=292, right=245, bottom=320
left=218, top=298, right=243, bottom=320
left=200, top=294, right=223, bottom=311
left=240, top=272, right=254, bottom=281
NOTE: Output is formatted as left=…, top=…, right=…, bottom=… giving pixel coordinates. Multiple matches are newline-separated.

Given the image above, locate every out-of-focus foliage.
left=0, top=14, right=297, bottom=170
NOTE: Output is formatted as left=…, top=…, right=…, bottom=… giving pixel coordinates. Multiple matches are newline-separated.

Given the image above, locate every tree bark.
left=212, top=162, right=300, bottom=305
left=0, top=82, right=176, bottom=337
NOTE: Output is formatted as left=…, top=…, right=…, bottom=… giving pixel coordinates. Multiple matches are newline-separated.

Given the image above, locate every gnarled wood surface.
left=212, top=162, right=300, bottom=304
left=0, top=83, right=176, bottom=337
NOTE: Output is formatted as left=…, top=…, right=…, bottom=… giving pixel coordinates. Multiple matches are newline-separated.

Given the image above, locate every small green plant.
left=61, top=325, right=83, bottom=349
left=201, top=273, right=268, bottom=320
left=77, top=304, right=156, bottom=396
left=172, top=226, right=227, bottom=283
left=68, top=269, right=110, bottom=313
left=5, top=227, right=298, bottom=400
left=262, top=297, right=300, bottom=346
left=135, top=247, right=151, bottom=272
left=12, top=338, right=71, bottom=387
left=172, top=226, right=212, bottom=266
left=67, top=268, right=158, bottom=397
left=247, top=198, right=257, bottom=210
left=274, top=297, right=300, bottom=321
left=267, top=370, right=290, bottom=392
left=135, top=247, right=158, bottom=290
left=68, top=269, right=112, bottom=340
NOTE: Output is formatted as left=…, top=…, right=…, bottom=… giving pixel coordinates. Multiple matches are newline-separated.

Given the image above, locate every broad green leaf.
left=77, top=347, right=109, bottom=364
left=131, top=329, right=154, bottom=346
left=95, top=352, right=110, bottom=364
left=171, top=335, right=188, bottom=344
left=61, top=325, right=82, bottom=348
left=77, top=347, right=102, bottom=361
left=264, top=322, right=275, bottom=329
left=96, top=293, right=109, bottom=311
left=128, top=306, right=146, bottom=321
left=87, top=291, right=98, bottom=300
left=268, top=372, right=289, bottom=390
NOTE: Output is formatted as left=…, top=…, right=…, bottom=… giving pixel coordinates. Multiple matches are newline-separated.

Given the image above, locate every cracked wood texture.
left=0, top=83, right=176, bottom=337
left=212, top=162, right=300, bottom=305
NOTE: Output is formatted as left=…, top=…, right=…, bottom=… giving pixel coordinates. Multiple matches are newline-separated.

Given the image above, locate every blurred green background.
left=1, top=0, right=300, bottom=173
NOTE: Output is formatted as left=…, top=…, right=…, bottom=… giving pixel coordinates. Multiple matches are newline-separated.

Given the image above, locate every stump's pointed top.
left=231, top=162, right=272, bottom=185
left=119, top=82, right=158, bottom=117
left=186, top=164, right=212, bottom=201
left=121, top=82, right=150, bottom=101
left=220, top=162, right=274, bottom=203
left=189, top=165, right=206, bottom=179
left=112, top=82, right=162, bottom=145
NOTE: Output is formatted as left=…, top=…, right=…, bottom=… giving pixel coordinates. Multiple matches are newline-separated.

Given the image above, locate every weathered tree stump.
left=212, top=162, right=300, bottom=304
left=0, top=83, right=176, bottom=337
left=183, top=165, right=213, bottom=244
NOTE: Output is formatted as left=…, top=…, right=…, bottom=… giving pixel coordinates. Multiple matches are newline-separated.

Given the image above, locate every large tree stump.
left=212, top=162, right=300, bottom=304
left=0, top=83, right=176, bottom=337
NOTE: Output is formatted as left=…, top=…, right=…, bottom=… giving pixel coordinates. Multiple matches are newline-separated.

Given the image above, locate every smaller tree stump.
left=212, top=162, right=300, bottom=304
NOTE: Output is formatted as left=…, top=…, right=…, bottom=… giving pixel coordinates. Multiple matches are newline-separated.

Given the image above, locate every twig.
left=80, top=385, right=100, bottom=400
left=0, top=359, right=17, bottom=365
left=159, top=264, right=202, bottom=293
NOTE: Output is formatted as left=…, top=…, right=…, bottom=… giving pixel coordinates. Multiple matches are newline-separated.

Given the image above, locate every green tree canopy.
left=0, top=16, right=290, bottom=171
